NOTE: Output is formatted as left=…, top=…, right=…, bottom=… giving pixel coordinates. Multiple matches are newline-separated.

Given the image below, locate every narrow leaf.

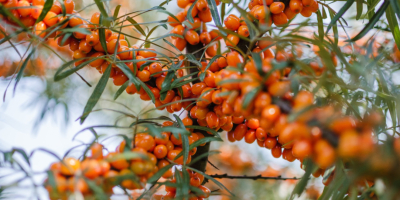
left=326, top=0, right=355, bottom=33
left=36, top=0, right=53, bottom=23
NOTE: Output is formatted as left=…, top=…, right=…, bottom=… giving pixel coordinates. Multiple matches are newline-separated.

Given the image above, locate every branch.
left=209, top=174, right=301, bottom=181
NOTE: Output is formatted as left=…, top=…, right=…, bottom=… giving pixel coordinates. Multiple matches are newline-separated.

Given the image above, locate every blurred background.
left=0, top=0, right=388, bottom=199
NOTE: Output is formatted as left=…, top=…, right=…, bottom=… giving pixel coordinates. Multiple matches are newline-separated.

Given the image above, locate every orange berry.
left=138, top=48, right=157, bottom=58
left=79, top=39, right=92, bottom=54
left=17, top=1, right=32, bottom=17
left=290, top=0, right=303, bottom=13
left=60, top=157, right=81, bottom=176
left=272, top=13, right=289, bottom=26
left=195, top=0, right=209, bottom=12
left=271, top=144, right=282, bottom=158
left=226, top=34, right=240, bottom=47
left=292, top=139, right=312, bottom=159
left=284, top=7, right=297, bottom=20
left=270, top=2, right=285, bottom=14
left=34, top=21, right=47, bottom=38
left=233, top=124, right=247, bottom=141
left=154, top=145, right=168, bottom=159
left=67, top=177, right=89, bottom=194
left=198, top=8, right=212, bottom=22
left=185, top=30, right=200, bottom=45
left=81, top=159, right=102, bottom=179
left=64, top=0, right=75, bottom=14
left=200, top=32, right=212, bottom=44
left=206, top=42, right=219, bottom=57
left=246, top=118, right=260, bottom=129
left=253, top=6, right=267, bottom=20
left=261, top=105, right=281, bottom=122
left=226, top=51, right=244, bottom=67
left=283, top=148, right=296, bottom=162
left=89, top=52, right=105, bottom=67
left=238, top=25, right=250, bottom=37
left=113, top=73, right=128, bottom=86
left=244, top=129, right=256, bottom=143
left=172, top=37, right=187, bottom=51
left=177, top=0, right=190, bottom=8
left=171, top=25, right=185, bottom=38
left=264, top=136, right=277, bottom=149
left=224, top=14, right=241, bottom=31
left=206, top=111, right=219, bottom=128
left=184, top=3, right=198, bottom=18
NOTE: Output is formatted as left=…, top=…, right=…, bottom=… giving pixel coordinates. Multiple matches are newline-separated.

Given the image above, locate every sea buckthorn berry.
left=300, top=6, right=313, bottom=17
left=198, top=185, right=211, bottom=198
left=69, top=14, right=83, bottom=27
left=200, top=32, right=212, bottom=44
left=253, top=6, right=267, bottom=20
left=261, top=104, right=281, bottom=122
left=79, top=39, right=93, bottom=54
left=139, top=48, right=157, bottom=58
left=185, top=30, right=200, bottom=45
left=20, top=17, right=36, bottom=27
left=171, top=96, right=183, bottom=112
left=89, top=52, right=105, bottom=67
left=73, top=50, right=86, bottom=59
left=294, top=91, right=314, bottom=108
left=338, top=130, right=361, bottom=159
left=187, top=17, right=201, bottom=30
left=314, top=139, right=336, bottom=169
left=86, top=31, right=99, bottom=46
left=233, top=124, right=247, bottom=141
left=272, top=13, right=289, bottom=26
left=284, top=7, right=297, bottom=20
left=279, top=122, right=310, bottom=149
left=283, top=148, right=296, bottom=162
left=81, top=159, right=101, bottom=179
left=167, top=12, right=185, bottom=27
left=184, top=3, right=198, bottom=18
left=268, top=81, right=291, bottom=97
left=171, top=25, right=185, bottom=38
left=17, top=1, right=32, bottom=17
left=172, top=38, right=187, bottom=51
left=90, top=12, right=100, bottom=25
left=107, top=39, right=121, bottom=54
left=32, top=0, right=45, bottom=6
left=264, top=136, right=277, bottom=149
left=137, top=70, right=151, bottom=82
left=196, top=0, right=209, bottom=12
left=191, top=83, right=206, bottom=96
left=244, top=129, right=256, bottom=144
left=270, top=2, right=285, bottom=14
left=212, top=90, right=223, bottom=105
left=149, top=62, right=162, bottom=77
left=204, top=70, right=216, bottom=87
left=64, top=0, right=75, bottom=14
left=292, top=139, right=312, bottom=159
left=271, top=144, right=282, bottom=158
left=34, top=21, right=47, bottom=38
left=290, top=0, right=303, bottom=13
left=238, top=25, right=250, bottom=37
left=126, top=83, right=137, bottom=94
left=113, top=74, right=128, bottom=86
left=161, top=90, right=176, bottom=104
left=224, top=14, right=241, bottom=31
left=154, top=145, right=168, bottom=159
left=178, top=0, right=190, bottom=8
left=206, top=111, right=219, bottom=128
left=206, top=42, right=219, bottom=57
left=57, top=34, right=71, bottom=47
left=226, top=34, right=240, bottom=47
left=198, top=8, right=213, bottom=22
left=67, top=177, right=89, bottom=194
left=226, top=51, right=244, bottom=67
left=60, top=157, right=81, bottom=176
left=43, top=11, right=59, bottom=27
left=246, top=118, right=260, bottom=129
left=195, top=106, right=209, bottom=120
left=197, top=88, right=214, bottom=107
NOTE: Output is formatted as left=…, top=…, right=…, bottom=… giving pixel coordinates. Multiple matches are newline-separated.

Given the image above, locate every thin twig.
left=209, top=174, right=300, bottom=181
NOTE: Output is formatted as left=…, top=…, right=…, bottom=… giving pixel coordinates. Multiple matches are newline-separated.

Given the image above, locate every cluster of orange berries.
left=45, top=119, right=210, bottom=199
left=45, top=142, right=156, bottom=199
left=153, top=169, right=211, bottom=200
left=249, top=0, right=319, bottom=26
left=0, top=0, right=75, bottom=38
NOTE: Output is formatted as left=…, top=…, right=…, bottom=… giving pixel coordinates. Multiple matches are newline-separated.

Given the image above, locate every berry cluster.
left=45, top=118, right=209, bottom=199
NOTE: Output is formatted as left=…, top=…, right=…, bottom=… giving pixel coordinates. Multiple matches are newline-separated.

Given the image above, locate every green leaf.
left=80, top=64, right=111, bottom=124
left=113, top=5, right=121, bottom=20
left=220, top=2, right=226, bottom=22
left=316, top=10, right=324, bottom=41
left=14, top=49, right=35, bottom=92
left=99, top=15, right=108, bottom=54
left=325, top=0, right=355, bottom=33
left=94, top=0, right=108, bottom=20
left=290, top=159, right=313, bottom=199
left=387, top=5, right=400, bottom=50
left=206, top=0, right=223, bottom=28
left=242, top=86, right=260, bottom=109
left=85, top=179, right=108, bottom=200
left=187, top=0, right=199, bottom=23
left=390, top=0, right=400, bottom=20
left=251, top=52, right=264, bottom=76
left=36, top=0, right=53, bottom=23
left=349, top=1, right=390, bottom=42
left=114, top=81, right=129, bottom=100
left=54, top=57, right=93, bottom=81
left=356, top=0, right=363, bottom=20
left=127, top=17, right=146, bottom=36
